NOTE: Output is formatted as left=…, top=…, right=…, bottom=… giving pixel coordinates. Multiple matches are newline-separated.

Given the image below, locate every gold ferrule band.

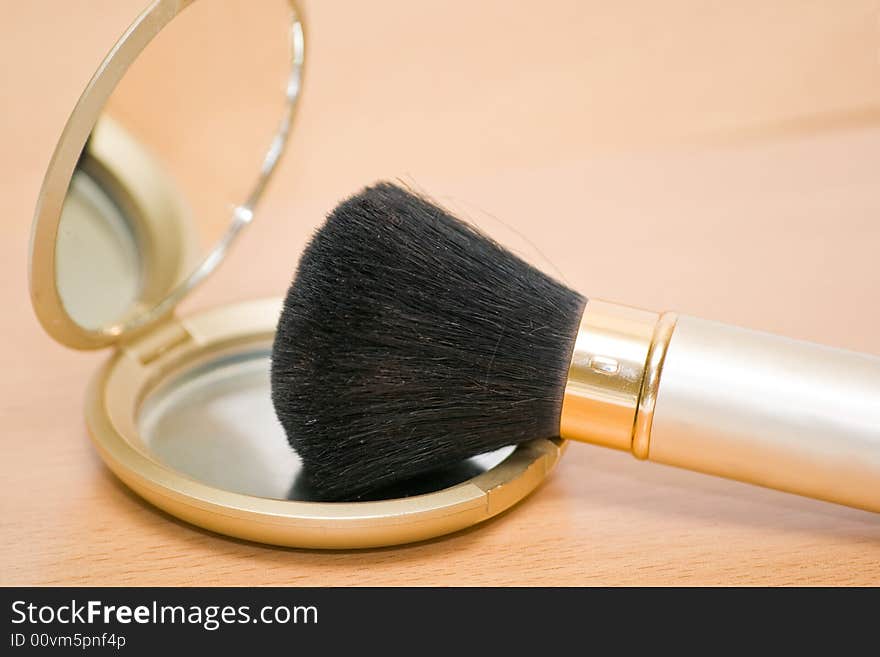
left=559, top=299, right=678, bottom=456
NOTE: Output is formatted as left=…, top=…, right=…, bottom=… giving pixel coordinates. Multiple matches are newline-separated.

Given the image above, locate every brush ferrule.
left=560, top=299, right=677, bottom=456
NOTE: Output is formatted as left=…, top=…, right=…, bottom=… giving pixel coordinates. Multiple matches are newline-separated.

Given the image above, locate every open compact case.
left=28, top=0, right=563, bottom=549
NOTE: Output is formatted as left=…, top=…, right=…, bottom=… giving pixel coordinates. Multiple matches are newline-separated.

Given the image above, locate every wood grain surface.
left=2, top=0, right=880, bottom=585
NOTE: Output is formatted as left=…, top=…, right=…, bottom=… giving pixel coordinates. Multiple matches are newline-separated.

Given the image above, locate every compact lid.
left=29, top=0, right=305, bottom=349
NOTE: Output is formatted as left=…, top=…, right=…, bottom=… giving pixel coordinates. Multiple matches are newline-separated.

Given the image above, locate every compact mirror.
left=32, top=0, right=564, bottom=549
left=31, top=0, right=304, bottom=348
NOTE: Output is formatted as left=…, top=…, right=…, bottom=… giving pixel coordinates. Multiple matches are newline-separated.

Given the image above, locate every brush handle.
left=560, top=301, right=880, bottom=513
left=647, top=315, right=880, bottom=513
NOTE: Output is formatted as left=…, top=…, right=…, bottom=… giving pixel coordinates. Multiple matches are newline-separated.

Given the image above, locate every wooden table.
left=3, top=0, right=880, bottom=585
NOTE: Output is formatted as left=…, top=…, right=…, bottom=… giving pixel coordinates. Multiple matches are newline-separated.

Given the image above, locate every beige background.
left=2, top=0, right=880, bottom=585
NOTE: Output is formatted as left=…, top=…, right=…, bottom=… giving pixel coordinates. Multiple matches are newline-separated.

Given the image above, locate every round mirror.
left=138, top=346, right=517, bottom=502
left=30, top=0, right=304, bottom=348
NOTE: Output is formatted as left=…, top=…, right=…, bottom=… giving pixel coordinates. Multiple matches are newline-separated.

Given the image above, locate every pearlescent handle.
left=649, top=315, right=880, bottom=513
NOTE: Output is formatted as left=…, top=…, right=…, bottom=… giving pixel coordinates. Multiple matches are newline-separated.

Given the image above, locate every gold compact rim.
left=29, top=0, right=305, bottom=350
left=86, top=298, right=564, bottom=549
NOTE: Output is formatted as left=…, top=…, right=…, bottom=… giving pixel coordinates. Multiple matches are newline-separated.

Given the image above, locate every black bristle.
left=270, top=182, right=586, bottom=500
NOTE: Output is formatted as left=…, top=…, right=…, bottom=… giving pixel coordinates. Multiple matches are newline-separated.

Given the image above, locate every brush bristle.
left=270, top=182, right=586, bottom=500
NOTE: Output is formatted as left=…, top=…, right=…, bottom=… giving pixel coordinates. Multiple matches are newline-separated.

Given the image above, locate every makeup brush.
left=271, top=182, right=880, bottom=511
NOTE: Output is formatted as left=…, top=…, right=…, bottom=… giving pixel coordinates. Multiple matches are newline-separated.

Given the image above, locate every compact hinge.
left=120, top=319, right=193, bottom=366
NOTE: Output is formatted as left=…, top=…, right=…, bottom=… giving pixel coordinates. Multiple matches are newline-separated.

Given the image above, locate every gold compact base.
left=85, top=298, right=564, bottom=549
